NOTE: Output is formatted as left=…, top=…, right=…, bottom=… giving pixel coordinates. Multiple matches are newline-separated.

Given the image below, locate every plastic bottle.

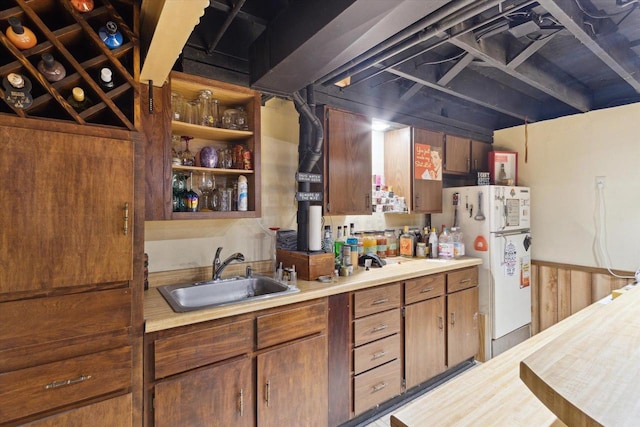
left=399, top=225, right=415, bottom=258
left=451, top=227, right=465, bottom=258
left=237, top=175, right=248, bottom=211
left=322, top=225, right=334, bottom=254
left=334, top=226, right=344, bottom=261
left=438, top=227, right=454, bottom=259
left=428, top=227, right=439, bottom=259
left=6, top=17, right=37, bottom=50
left=37, top=53, right=66, bottom=82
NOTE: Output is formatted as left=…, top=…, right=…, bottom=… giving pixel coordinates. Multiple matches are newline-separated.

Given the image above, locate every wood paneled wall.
left=531, top=261, right=633, bottom=335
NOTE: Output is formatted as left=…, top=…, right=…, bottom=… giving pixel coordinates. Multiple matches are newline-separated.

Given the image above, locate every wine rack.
left=0, top=0, right=138, bottom=129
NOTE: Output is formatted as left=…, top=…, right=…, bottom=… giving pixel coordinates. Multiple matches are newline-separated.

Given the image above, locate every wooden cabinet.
left=0, top=0, right=137, bottom=129
left=446, top=267, right=479, bottom=367
left=444, top=134, right=471, bottom=175
left=21, top=394, right=132, bottom=427
left=0, top=118, right=138, bottom=426
left=145, top=299, right=328, bottom=427
left=154, top=357, right=254, bottom=427
left=384, top=127, right=443, bottom=213
left=471, top=139, right=491, bottom=172
left=351, top=283, right=402, bottom=416
left=0, top=124, right=133, bottom=299
left=257, top=334, right=328, bottom=427
left=404, top=274, right=447, bottom=390
left=316, top=106, right=372, bottom=215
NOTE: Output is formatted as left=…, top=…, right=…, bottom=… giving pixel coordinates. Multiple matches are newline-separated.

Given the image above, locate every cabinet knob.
left=450, top=312, right=456, bottom=326
left=439, top=316, right=444, bottom=330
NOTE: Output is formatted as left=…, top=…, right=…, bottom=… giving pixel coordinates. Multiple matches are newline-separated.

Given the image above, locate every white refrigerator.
left=433, top=185, right=532, bottom=360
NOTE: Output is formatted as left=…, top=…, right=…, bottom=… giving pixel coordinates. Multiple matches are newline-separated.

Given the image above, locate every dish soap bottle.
left=6, top=17, right=37, bottom=50
left=67, top=87, right=92, bottom=112
left=99, top=21, right=123, bottom=49
left=37, top=53, right=66, bottom=82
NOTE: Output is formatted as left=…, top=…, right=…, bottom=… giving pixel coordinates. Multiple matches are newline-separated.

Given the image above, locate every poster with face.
left=414, top=143, right=442, bottom=181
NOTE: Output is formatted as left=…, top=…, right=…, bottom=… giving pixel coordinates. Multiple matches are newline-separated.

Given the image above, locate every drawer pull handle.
left=45, top=374, right=92, bottom=390
left=451, top=312, right=456, bottom=326
left=420, top=287, right=435, bottom=293
left=439, top=316, right=444, bottom=330
left=372, top=324, right=388, bottom=333
left=265, top=380, right=271, bottom=407
left=372, top=298, right=389, bottom=305
left=123, top=202, right=129, bottom=235
left=458, top=278, right=471, bottom=284
left=239, top=389, right=244, bottom=416
left=372, top=351, right=386, bottom=360
left=372, top=382, right=388, bottom=393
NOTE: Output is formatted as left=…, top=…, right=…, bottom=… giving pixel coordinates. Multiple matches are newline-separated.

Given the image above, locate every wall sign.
left=414, top=143, right=442, bottom=181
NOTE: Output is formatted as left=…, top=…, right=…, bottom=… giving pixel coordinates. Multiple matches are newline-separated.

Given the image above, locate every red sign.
left=414, top=143, right=442, bottom=181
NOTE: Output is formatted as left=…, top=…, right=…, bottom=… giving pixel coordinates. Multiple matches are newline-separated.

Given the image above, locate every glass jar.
left=197, top=90, right=214, bottom=126
left=222, top=108, right=239, bottom=129
left=170, top=92, right=184, bottom=121
left=236, top=106, right=249, bottom=130
left=353, top=231, right=364, bottom=256
left=375, top=231, right=387, bottom=258
left=363, top=231, right=377, bottom=255
left=385, top=229, right=397, bottom=257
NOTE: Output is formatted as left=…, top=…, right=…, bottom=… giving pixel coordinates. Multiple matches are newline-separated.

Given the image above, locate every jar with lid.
left=375, top=231, right=387, bottom=258
left=236, top=106, right=249, bottom=130
left=353, top=231, right=364, bottom=256
left=416, top=242, right=427, bottom=258
left=222, top=108, right=239, bottom=129
left=198, top=90, right=215, bottom=127
left=385, top=229, right=397, bottom=257
left=363, top=231, right=377, bottom=255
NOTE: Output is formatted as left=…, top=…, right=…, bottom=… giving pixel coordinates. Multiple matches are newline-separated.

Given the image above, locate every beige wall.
left=145, top=99, right=425, bottom=273
left=493, top=102, right=640, bottom=272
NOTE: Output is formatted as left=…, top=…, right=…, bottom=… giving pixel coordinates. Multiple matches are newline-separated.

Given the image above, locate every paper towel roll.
left=308, top=206, right=322, bottom=251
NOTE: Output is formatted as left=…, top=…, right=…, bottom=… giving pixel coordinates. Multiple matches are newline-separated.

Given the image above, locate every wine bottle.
left=37, top=53, right=66, bottom=82
left=99, top=21, right=123, bottom=50
left=99, top=68, right=115, bottom=91
left=6, top=17, right=37, bottom=50
left=67, top=87, right=93, bottom=112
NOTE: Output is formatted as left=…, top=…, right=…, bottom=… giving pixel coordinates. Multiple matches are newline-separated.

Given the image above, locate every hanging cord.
left=593, top=185, right=635, bottom=279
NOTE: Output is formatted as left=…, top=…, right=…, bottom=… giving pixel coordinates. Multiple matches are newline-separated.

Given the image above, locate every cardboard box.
left=276, top=249, right=335, bottom=281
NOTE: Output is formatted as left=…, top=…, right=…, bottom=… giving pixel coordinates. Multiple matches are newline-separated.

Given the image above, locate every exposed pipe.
left=206, top=0, right=247, bottom=55
left=293, top=86, right=324, bottom=252
left=317, top=0, right=479, bottom=85
left=320, top=0, right=509, bottom=86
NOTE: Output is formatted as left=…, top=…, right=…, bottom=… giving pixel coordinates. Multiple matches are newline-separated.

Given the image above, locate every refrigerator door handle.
left=493, top=229, right=530, bottom=237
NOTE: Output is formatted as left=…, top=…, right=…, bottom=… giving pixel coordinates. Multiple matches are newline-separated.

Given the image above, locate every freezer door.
left=487, top=186, right=530, bottom=233
left=490, top=231, right=532, bottom=339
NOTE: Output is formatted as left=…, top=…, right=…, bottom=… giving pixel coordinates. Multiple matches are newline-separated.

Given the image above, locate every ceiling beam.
left=437, top=53, right=474, bottom=86
left=507, top=33, right=558, bottom=69
left=386, top=59, right=543, bottom=121
left=537, top=0, right=640, bottom=94
left=449, top=31, right=592, bottom=111
left=399, top=82, right=423, bottom=101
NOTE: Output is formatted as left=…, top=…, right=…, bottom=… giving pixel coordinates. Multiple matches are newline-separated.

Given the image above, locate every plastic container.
left=451, top=227, right=465, bottom=258
left=438, top=227, right=454, bottom=259
left=322, top=226, right=334, bottom=254
left=237, top=175, right=248, bottom=211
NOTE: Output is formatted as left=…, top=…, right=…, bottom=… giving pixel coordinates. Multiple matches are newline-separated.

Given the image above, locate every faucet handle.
left=246, top=266, right=252, bottom=278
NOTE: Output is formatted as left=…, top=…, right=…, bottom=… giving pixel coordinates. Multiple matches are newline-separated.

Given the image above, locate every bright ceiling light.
left=372, top=120, right=390, bottom=131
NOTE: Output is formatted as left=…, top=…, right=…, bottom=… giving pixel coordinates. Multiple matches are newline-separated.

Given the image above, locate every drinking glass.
left=180, top=136, right=195, bottom=166
left=170, top=92, right=184, bottom=121
left=198, top=172, right=214, bottom=211
left=184, top=100, right=199, bottom=124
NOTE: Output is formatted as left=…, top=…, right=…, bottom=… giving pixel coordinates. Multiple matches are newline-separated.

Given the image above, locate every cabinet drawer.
left=405, top=274, right=445, bottom=304
left=154, top=319, right=254, bottom=379
left=0, top=346, right=131, bottom=424
left=353, top=359, right=402, bottom=415
left=353, top=283, right=401, bottom=318
left=256, top=300, right=327, bottom=349
left=447, top=267, right=478, bottom=293
left=0, top=289, right=132, bottom=372
left=353, top=309, right=401, bottom=347
left=354, top=334, right=400, bottom=375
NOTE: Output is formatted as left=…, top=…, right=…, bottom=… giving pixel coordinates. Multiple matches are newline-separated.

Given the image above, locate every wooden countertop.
left=520, top=284, right=640, bottom=426
left=144, top=257, right=481, bottom=332
left=389, top=289, right=635, bottom=427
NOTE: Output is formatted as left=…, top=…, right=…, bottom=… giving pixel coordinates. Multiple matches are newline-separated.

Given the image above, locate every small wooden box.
left=276, top=249, right=335, bottom=281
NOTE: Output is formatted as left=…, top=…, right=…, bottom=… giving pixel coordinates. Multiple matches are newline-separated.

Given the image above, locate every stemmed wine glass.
left=198, top=172, right=214, bottom=211
left=180, top=136, right=195, bottom=166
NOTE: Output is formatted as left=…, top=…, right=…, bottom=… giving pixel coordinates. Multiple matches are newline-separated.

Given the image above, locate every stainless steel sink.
left=157, top=275, right=299, bottom=313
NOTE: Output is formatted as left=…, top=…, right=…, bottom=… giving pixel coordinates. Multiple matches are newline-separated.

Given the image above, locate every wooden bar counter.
left=390, top=285, right=637, bottom=427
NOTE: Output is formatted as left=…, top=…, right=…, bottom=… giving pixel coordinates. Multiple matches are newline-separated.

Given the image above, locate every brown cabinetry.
left=20, top=394, right=132, bottom=427
left=404, top=274, right=447, bottom=390
left=145, top=299, right=328, bottom=427
left=446, top=267, right=479, bottom=367
left=471, top=139, right=491, bottom=172
left=351, top=283, right=402, bottom=416
left=316, top=106, right=372, bottom=215
left=444, top=134, right=470, bottom=175
left=384, top=126, right=443, bottom=213
left=0, top=0, right=137, bottom=129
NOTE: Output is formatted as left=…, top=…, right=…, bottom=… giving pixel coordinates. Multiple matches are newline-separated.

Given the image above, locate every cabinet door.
left=412, top=128, right=443, bottom=213
left=0, top=126, right=133, bottom=297
left=444, top=135, right=470, bottom=174
left=405, top=295, right=446, bottom=389
left=21, top=393, right=132, bottom=427
left=447, top=287, right=479, bottom=368
left=257, top=335, right=328, bottom=427
left=323, top=107, right=371, bottom=215
left=154, top=357, right=254, bottom=427
left=471, top=140, right=491, bottom=172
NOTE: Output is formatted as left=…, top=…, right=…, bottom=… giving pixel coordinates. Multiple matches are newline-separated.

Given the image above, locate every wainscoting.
left=531, top=261, right=633, bottom=335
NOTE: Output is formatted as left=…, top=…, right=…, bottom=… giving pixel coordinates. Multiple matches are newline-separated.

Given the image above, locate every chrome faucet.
left=212, top=247, right=245, bottom=280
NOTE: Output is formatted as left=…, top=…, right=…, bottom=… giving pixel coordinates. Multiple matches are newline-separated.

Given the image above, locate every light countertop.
left=144, top=257, right=482, bottom=333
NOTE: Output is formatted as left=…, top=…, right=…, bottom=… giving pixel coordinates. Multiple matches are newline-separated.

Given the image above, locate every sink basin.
left=157, top=275, right=299, bottom=313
